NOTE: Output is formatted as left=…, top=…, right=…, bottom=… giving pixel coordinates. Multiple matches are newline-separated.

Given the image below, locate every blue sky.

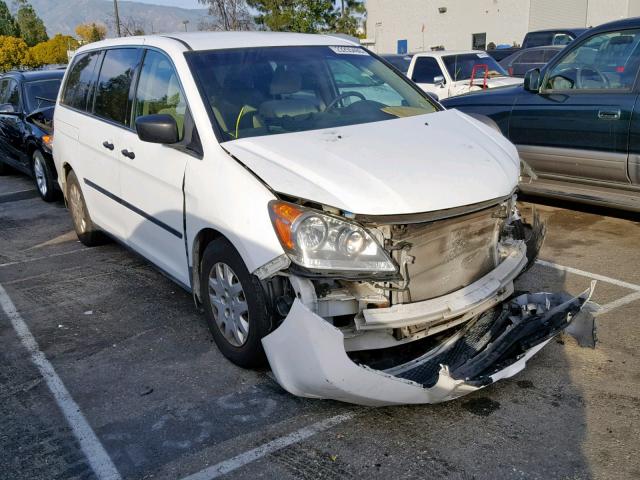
left=120, top=0, right=204, bottom=9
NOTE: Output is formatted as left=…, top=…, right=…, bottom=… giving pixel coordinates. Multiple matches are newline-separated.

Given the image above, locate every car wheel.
left=200, top=238, right=272, bottom=368
left=32, top=150, right=58, bottom=202
left=66, top=170, right=106, bottom=246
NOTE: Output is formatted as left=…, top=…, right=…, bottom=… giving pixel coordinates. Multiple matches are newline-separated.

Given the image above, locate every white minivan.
left=53, top=32, right=591, bottom=406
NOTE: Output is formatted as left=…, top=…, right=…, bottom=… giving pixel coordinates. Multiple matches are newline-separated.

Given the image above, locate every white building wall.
left=365, top=0, right=640, bottom=54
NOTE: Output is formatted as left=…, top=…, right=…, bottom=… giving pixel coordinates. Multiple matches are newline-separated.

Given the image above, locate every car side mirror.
left=433, top=75, right=445, bottom=87
left=0, top=103, right=19, bottom=114
left=524, top=68, right=541, bottom=92
left=136, top=114, right=179, bottom=144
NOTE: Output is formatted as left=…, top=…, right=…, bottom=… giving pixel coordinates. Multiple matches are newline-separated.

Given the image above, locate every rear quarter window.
left=61, top=51, right=101, bottom=112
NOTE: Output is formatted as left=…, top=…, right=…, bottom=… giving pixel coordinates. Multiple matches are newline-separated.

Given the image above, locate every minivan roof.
left=77, top=31, right=358, bottom=54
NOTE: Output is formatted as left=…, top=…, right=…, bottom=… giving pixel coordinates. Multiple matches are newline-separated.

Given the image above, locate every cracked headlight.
left=268, top=200, right=397, bottom=276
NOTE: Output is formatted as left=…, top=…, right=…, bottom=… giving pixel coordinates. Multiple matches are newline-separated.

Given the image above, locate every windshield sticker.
left=477, top=52, right=489, bottom=58
left=330, top=46, right=368, bottom=55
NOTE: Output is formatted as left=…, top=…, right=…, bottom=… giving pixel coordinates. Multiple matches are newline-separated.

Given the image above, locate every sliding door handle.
left=598, top=109, right=621, bottom=120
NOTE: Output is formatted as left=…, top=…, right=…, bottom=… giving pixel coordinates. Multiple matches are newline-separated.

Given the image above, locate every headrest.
left=269, top=66, right=302, bottom=96
left=610, top=35, right=633, bottom=45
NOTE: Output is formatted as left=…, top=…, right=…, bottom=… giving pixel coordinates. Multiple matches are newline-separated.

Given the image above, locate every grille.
left=389, top=203, right=505, bottom=304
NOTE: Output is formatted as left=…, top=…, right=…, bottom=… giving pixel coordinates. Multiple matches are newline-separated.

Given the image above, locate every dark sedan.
left=443, top=17, right=640, bottom=213
left=499, top=46, right=564, bottom=77
left=0, top=69, right=64, bottom=201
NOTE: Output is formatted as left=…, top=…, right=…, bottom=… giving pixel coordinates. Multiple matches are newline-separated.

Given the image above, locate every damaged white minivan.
left=53, top=32, right=592, bottom=406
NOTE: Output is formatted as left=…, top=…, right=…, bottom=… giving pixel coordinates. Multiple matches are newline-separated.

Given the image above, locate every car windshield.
left=442, top=53, right=509, bottom=81
left=382, top=55, right=412, bottom=74
left=187, top=45, right=436, bottom=141
left=24, top=79, right=61, bottom=112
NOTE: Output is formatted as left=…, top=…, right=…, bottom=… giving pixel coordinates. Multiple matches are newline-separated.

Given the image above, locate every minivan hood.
left=224, top=109, right=519, bottom=215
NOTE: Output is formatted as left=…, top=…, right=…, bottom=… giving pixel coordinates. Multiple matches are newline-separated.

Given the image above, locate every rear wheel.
left=66, top=170, right=106, bottom=246
left=32, top=150, right=58, bottom=202
left=200, top=238, right=272, bottom=368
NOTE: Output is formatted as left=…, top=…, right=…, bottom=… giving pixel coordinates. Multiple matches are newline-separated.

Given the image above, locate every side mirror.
left=0, top=103, right=19, bottom=114
left=433, top=75, right=445, bottom=87
left=136, top=114, right=179, bottom=144
left=523, top=69, right=541, bottom=92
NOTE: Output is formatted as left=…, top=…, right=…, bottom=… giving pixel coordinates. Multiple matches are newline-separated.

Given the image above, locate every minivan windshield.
left=187, top=45, right=437, bottom=141
left=442, top=53, right=509, bottom=81
left=25, top=79, right=61, bottom=112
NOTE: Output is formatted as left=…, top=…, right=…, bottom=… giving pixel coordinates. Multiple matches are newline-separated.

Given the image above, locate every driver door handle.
left=598, top=109, right=621, bottom=120
left=102, top=141, right=114, bottom=150
left=121, top=149, right=135, bottom=160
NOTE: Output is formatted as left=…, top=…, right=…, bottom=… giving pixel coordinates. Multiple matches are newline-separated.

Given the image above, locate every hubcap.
left=34, top=153, right=47, bottom=196
left=69, top=183, right=87, bottom=233
left=208, top=262, right=249, bottom=347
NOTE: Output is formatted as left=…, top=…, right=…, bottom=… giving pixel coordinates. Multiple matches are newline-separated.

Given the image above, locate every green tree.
left=332, top=0, right=365, bottom=36
left=247, top=0, right=336, bottom=33
left=0, top=34, right=27, bottom=71
left=25, top=34, right=78, bottom=68
left=0, top=1, right=18, bottom=36
left=15, top=0, right=48, bottom=47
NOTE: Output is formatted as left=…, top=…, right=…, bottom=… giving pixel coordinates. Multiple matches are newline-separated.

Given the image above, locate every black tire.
left=66, top=170, right=106, bottom=246
left=32, top=150, right=58, bottom=202
left=200, top=238, right=272, bottom=368
left=0, top=159, right=9, bottom=175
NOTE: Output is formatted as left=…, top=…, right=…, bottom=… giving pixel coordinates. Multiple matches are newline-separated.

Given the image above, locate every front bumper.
left=262, top=286, right=594, bottom=406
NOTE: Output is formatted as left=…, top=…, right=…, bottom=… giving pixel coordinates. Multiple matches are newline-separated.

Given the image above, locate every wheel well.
left=191, top=228, right=225, bottom=304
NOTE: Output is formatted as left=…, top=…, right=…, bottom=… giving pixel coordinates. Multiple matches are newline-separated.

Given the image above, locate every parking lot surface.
left=1, top=172, right=639, bottom=480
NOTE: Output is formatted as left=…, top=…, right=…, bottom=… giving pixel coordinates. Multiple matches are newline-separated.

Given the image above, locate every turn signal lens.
left=42, top=134, right=53, bottom=148
left=270, top=201, right=304, bottom=250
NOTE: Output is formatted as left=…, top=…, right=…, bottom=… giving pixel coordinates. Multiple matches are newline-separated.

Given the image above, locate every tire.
left=0, top=158, right=9, bottom=175
left=66, top=170, right=106, bottom=246
left=32, top=150, right=58, bottom=202
left=200, top=238, right=272, bottom=368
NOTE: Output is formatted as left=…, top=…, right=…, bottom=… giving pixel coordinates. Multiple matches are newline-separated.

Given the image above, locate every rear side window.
left=517, top=50, right=545, bottom=64
left=411, top=57, right=443, bottom=83
left=61, top=51, right=101, bottom=112
left=93, top=48, right=141, bottom=126
left=134, top=50, right=186, bottom=140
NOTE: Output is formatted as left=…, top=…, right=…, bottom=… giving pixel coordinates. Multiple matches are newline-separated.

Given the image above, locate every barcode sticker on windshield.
left=330, top=46, right=368, bottom=55
left=477, top=52, right=489, bottom=58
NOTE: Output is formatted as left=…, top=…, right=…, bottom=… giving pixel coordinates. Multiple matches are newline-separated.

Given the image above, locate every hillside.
left=26, top=0, right=213, bottom=37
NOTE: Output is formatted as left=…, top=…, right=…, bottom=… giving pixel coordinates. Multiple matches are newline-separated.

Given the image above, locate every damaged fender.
left=262, top=285, right=595, bottom=406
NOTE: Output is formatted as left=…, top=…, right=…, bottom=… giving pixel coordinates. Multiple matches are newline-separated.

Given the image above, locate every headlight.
left=268, top=200, right=397, bottom=275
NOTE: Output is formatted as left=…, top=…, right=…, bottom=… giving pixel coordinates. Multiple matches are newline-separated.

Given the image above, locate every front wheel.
left=32, top=150, right=58, bottom=202
left=200, top=238, right=272, bottom=368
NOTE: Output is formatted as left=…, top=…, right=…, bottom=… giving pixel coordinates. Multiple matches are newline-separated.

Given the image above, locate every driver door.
left=510, top=28, right=640, bottom=184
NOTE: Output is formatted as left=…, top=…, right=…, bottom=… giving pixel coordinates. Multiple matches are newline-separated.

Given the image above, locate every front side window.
left=187, top=45, right=436, bottom=141
left=1, top=79, right=20, bottom=109
left=25, top=79, right=61, bottom=112
left=61, top=51, right=101, bottom=112
left=442, top=53, right=508, bottom=81
left=93, top=48, right=141, bottom=126
left=134, top=50, right=186, bottom=140
left=517, top=50, right=545, bottom=64
left=545, top=29, right=640, bottom=90
left=411, top=57, right=444, bottom=83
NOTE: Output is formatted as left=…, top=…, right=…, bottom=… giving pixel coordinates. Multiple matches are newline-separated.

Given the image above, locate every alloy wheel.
left=208, top=262, right=250, bottom=347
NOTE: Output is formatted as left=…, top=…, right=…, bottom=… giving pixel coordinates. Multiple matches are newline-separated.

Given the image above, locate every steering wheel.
left=576, top=65, right=609, bottom=89
left=325, top=92, right=366, bottom=111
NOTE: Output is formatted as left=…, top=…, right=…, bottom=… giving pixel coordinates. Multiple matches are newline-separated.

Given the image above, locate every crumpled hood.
left=224, top=109, right=519, bottom=215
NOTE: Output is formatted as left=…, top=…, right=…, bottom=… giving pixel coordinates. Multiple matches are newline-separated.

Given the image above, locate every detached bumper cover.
left=262, top=286, right=594, bottom=406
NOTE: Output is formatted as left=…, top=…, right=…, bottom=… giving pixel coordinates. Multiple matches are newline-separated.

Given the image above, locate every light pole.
left=113, top=0, right=121, bottom=37
left=182, top=20, right=189, bottom=32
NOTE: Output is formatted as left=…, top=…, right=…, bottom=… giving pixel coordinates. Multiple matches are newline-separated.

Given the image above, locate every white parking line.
left=536, top=259, right=640, bottom=292
left=180, top=412, right=356, bottom=480
left=0, top=248, right=89, bottom=268
left=0, top=283, right=122, bottom=480
left=595, top=291, right=640, bottom=317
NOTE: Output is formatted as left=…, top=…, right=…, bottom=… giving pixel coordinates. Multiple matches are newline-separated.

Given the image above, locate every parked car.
left=406, top=51, right=522, bottom=100
left=487, top=28, right=587, bottom=61
left=53, top=32, right=590, bottom=406
left=380, top=53, right=412, bottom=74
left=0, top=69, right=64, bottom=201
left=442, top=18, right=640, bottom=212
left=499, top=45, right=565, bottom=77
